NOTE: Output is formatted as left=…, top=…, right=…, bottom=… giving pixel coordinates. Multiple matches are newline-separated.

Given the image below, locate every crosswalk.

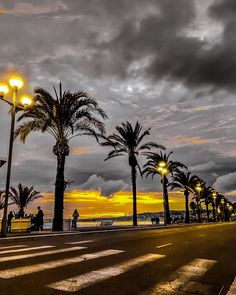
left=48, top=253, right=165, bottom=292
left=0, top=240, right=233, bottom=294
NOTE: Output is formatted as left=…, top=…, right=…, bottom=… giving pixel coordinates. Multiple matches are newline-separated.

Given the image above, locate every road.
left=0, top=222, right=235, bottom=295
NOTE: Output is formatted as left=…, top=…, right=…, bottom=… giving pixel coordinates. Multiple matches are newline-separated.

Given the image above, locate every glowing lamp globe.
left=162, top=168, right=168, bottom=175
left=21, top=96, right=32, bottom=107
left=0, top=84, right=9, bottom=95
left=158, top=161, right=166, bottom=167
left=9, top=77, right=24, bottom=89
left=212, top=192, right=217, bottom=198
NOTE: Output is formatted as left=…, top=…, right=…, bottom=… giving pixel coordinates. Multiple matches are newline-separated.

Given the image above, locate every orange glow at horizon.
left=18, top=189, right=186, bottom=219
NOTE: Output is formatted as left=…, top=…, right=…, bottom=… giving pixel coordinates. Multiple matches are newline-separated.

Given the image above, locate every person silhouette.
left=36, top=206, right=44, bottom=231
left=7, top=211, right=14, bottom=233
left=72, top=209, right=79, bottom=228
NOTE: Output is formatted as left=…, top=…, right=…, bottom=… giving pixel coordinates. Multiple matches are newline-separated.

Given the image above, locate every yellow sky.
left=23, top=189, right=186, bottom=219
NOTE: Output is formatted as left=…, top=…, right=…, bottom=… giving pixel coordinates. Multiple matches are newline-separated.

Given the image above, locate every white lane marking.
left=227, top=276, right=236, bottom=295
left=48, top=253, right=165, bottom=292
left=156, top=243, right=172, bottom=249
left=0, top=245, right=27, bottom=250
left=0, top=247, right=87, bottom=263
left=65, top=240, right=94, bottom=245
left=0, top=249, right=124, bottom=278
left=0, top=245, right=54, bottom=255
left=141, top=258, right=217, bottom=294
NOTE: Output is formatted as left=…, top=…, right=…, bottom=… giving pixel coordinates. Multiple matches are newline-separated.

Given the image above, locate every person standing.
left=36, top=206, right=44, bottom=231
left=72, top=209, right=79, bottom=229
left=7, top=211, right=14, bottom=233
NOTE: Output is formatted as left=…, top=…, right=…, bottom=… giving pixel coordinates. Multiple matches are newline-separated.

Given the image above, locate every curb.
left=0, top=222, right=232, bottom=244
left=0, top=225, right=165, bottom=244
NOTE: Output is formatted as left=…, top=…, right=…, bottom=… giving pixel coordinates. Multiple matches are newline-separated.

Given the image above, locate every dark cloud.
left=80, top=174, right=129, bottom=197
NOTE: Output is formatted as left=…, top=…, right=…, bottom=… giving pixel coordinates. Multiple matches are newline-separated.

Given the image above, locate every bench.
left=99, top=220, right=113, bottom=227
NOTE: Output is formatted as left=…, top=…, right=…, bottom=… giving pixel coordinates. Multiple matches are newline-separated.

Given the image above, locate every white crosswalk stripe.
left=0, top=249, right=123, bottom=278
left=48, top=253, right=165, bottom=292
left=0, top=245, right=54, bottom=255
left=0, top=246, right=87, bottom=263
left=227, top=276, right=236, bottom=295
left=156, top=243, right=172, bottom=248
left=141, top=258, right=217, bottom=294
left=0, top=245, right=27, bottom=250
left=65, top=240, right=94, bottom=245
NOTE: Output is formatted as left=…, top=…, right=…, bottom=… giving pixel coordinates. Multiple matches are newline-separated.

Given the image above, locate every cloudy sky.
left=0, top=0, right=236, bottom=218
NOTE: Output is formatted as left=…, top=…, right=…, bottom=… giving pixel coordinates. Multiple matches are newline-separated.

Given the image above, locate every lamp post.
left=221, top=198, right=225, bottom=222
left=212, top=192, right=217, bottom=222
left=0, top=77, right=32, bottom=237
left=195, top=183, right=202, bottom=223
left=157, top=161, right=169, bottom=225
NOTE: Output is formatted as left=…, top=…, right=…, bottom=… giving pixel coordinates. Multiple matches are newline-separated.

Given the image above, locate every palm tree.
left=0, top=191, right=15, bottom=210
left=15, top=84, right=107, bottom=231
left=200, top=185, right=214, bottom=222
left=100, top=121, right=165, bottom=226
left=169, top=169, right=199, bottom=223
left=0, top=191, right=5, bottom=210
left=143, top=151, right=186, bottom=224
left=9, top=183, right=43, bottom=215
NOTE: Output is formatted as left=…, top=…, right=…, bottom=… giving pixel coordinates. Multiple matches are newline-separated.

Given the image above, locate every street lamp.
left=195, top=183, right=202, bottom=223
left=157, top=161, right=169, bottom=225
left=221, top=198, right=225, bottom=222
left=212, top=192, right=217, bottom=222
left=0, top=76, right=32, bottom=237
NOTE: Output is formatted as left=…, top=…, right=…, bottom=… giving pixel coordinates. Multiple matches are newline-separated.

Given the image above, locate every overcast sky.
left=0, top=0, right=236, bottom=217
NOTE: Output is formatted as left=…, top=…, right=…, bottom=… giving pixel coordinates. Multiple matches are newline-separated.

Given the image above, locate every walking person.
left=36, top=206, right=44, bottom=231
left=72, top=209, right=79, bottom=229
left=7, top=211, right=14, bottom=233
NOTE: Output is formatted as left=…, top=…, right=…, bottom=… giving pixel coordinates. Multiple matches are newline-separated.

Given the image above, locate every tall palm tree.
left=143, top=151, right=186, bottom=224
left=100, top=121, right=165, bottom=226
left=9, top=183, right=43, bottom=215
left=169, top=169, right=199, bottom=223
left=200, top=185, right=214, bottom=222
left=15, top=84, right=107, bottom=231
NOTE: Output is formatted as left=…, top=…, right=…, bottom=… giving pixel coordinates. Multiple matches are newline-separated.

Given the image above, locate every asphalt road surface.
left=0, top=222, right=235, bottom=295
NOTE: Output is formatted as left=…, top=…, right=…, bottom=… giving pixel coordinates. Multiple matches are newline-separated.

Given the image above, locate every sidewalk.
left=0, top=222, right=212, bottom=244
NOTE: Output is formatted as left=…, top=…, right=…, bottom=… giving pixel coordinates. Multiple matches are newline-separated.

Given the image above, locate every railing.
left=0, top=218, right=31, bottom=232
left=0, top=218, right=72, bottom=232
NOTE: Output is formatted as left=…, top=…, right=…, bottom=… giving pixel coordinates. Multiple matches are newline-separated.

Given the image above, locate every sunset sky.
left=0, top=0, right=236, bottom=218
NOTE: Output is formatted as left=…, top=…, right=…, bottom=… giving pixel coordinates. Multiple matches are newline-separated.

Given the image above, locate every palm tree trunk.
left=206, top=198, right=210, bottom=222
left=131, top=165, right=137, bottom=226
left=212, top=204, right=216, bottom=222
left=197, top=200, right=201, bottom=223
left=162, top=175, right=170, bottom=224
left=52, top=155, right=66, bottom=231
left=184, top=190, right=190, bottom=223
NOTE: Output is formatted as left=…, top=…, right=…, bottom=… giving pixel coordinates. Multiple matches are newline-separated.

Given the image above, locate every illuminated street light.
left=157, top=161, right=168, bottom=174
left=212, top=192, right=217, bottom=222
left=195, top=183, right=202, bottom=192
left=0, top=75, right=32, bottom=237
left=0, top=84, right=9, bottom=96
left=212, top=192, right=217, bottom=199
left=221, top=198, right=225, bottom=222
left=161, top=167, right=168, bottom=175
left=159, top=161, right=166, bottom=167
left=9, top=77, right=24, bottom=89
left=21, top=95, right=32, bottom=107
